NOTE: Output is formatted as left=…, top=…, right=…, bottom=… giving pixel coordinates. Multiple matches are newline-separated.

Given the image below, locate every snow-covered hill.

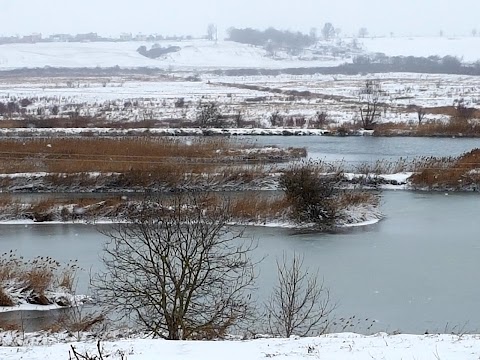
left=0, top=40, right=345, bottom=71
left=2, top=37, right=479, bottom=71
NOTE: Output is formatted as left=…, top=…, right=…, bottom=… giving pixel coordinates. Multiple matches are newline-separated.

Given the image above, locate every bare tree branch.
left=92, top=192, right=257, bottom=340
left=265, top=252, right=335, bottom=337
left=359, top=80, right=383, bottom=130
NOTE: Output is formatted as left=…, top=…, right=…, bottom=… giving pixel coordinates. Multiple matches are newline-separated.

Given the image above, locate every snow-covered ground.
left=1, top=332, right=479, bottom=359
left=3, top=71, right=477, bottom=126
left=0, top=40, right=346, bottom=71
left=361, top=36, right=480, bottom=62
left=2, top=37, right=480, bottom=127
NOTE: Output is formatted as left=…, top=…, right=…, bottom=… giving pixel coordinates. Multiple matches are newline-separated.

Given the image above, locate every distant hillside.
left=1, top=37, right=479, bottom=72
left=0, top=40, right=348, bottom=71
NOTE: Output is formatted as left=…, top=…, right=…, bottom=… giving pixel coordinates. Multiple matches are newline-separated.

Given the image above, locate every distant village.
left=0, top=32, right=194, bottom=44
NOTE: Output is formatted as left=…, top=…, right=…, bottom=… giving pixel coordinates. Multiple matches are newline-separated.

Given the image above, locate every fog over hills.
left=2, top=0, right=480, bottom=37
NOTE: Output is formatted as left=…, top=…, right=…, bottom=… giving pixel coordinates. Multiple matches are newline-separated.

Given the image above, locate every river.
left=0, top=137, right=479, bottom=334
left=244, top=135, right=480, bottom=163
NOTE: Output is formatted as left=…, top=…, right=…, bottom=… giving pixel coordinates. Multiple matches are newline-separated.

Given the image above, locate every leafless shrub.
left=196, top=101, right=222, bottom=127
left=280, top=162, right=343, bottom=230
left=174, top=97, right=185, bottom=108
left=265, top=253, right=334, bottom=337
left=269, top=110, right=283, bottom=127
left=69, top=341, right=126, bottom=360
left=53, top=307, right=106, bottom=337
left=453, top=98, right=475, bottom=122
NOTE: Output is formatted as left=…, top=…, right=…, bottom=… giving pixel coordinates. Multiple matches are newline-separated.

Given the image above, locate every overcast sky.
left=1, top=0, right=480, bottom=38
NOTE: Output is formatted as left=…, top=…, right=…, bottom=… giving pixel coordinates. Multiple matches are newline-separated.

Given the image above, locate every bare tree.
left=321, top=23, right=335, bottom=41
left=93, top=193, right=257, bottom=340
left=264, top=40, right=279, bottom=57
left=358, top=27, right=368, bottom=38
left=415, top=106, right=426, bottom=125
left=310, top=111, right=329, bottom=128
left=359, top=80, right=382, bottom=130
left=335, top=28, right=342, bottom=39
left=269, top=110, right=283, bottom=127
left=266, top=253, right=334, bottom=337
left=196, top=101, right=222, bottom=127
left=207, top=23, right=217, bottom=42
left=234, top=110, right=243, bottom=128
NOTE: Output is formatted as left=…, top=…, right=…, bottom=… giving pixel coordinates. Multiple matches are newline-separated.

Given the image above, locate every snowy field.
left=3, top=71, right=477, bottom=125
left=1, top=333, right=480, bottom=359
left=1, top=37, right=479, bottom=126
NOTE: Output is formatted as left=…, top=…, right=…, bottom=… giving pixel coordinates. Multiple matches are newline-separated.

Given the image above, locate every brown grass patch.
left=410, top=149, right=480, bottom=189
left=373, top=121, right=415, bottom=136
left=335, top=191, right=379, bottom=208
left=0, top=253, right=78, bottom=306
left=415, top=119, right=480, bottom=137
left=418, top=106, right=480, bottom=118
left=230, top=195, right=289, bottom=222
left=354, top=158, right=411, bottom=175
left=20, top=265, right=55, bottom=297
left=0, top=137, right=298, bottom=174
left=374, top=117, right=480, bottom=137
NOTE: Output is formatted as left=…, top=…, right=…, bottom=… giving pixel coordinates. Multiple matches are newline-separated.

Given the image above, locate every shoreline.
left=1, top=126, right=480, bottom=138
left=0, top=216, right=383, bottom=229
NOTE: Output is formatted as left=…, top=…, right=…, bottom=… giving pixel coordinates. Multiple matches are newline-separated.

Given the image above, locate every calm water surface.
left=0, top=191, right=479, bottom=334
left=246, top=136, right=480, bottom=163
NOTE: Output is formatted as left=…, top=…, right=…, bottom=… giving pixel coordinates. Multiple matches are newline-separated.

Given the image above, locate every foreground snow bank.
left=1, top=332, right=479, bottom=359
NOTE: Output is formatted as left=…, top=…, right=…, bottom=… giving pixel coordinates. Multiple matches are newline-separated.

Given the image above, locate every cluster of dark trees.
left=137, top=45, right=181, bottom=59
left=0, top=101, right=20, bottom=115
left=353, top=53, right=480, bottom=75
left=214, top=54, right=480, bottom=77
left=227, top=27, right=316, bottom=49
left=0, top=99, right=35, bottom=115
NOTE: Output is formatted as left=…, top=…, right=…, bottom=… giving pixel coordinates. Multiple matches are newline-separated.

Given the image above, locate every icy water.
left=245, top=135, right=480, bottom=163
left=0, top=191, right=479, bottom=334
left=0, top=137, right=479, bottom=334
